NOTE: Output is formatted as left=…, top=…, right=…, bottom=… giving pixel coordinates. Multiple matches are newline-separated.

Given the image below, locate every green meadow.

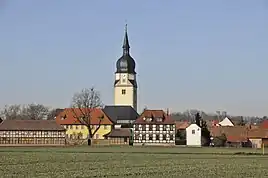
left=0, top=146, right=267, bottom=178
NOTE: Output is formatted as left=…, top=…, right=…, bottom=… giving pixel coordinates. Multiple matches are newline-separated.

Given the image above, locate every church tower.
left=114, top=24, right=137, bottom=111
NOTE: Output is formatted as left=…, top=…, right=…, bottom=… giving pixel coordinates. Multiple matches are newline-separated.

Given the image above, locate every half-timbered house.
left=0, top=120, right=66, bottom=146
left=133, top=110, right=175, bottom=146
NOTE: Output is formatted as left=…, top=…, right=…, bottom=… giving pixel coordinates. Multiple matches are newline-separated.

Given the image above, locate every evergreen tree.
left=195, top=112, right=211, bottom=146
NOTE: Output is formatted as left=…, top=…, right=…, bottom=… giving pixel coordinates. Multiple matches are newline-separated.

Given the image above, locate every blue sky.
left=0, top=1, right=268, bottom=116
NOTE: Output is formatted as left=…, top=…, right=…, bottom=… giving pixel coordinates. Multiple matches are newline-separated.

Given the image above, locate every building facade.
left=0, top=120, right=65, bottom=146
left=55, top=108, right=113, bottom=143
left=104, top=128, right=132, bottom=145
left=186, top=124, right=201, bottom=147
left=114, top=24, right=137, bottom=111
left=133, top=110, right=175, bottom=146
left=218, top=117, right=235, bottom=126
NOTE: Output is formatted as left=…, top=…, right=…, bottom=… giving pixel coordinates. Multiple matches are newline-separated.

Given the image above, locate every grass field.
left=0, top=146, right=268, bottom=177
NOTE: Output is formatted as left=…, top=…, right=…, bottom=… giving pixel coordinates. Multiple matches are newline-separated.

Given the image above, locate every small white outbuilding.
left=186, top=124, right=201, bottom=147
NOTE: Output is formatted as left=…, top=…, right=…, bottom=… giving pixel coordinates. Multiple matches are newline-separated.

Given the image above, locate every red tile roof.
left=210, top=126, right=268, bottom=142
left=210, top=126, right=249, bottom=143
left=248, top=128, right=268, bottom=139
left=55, top=108, right=113, bottom=125
left=227, top=135, right=248, bottom=142
left=175, top=121, right=190, bottom=129
left=260, top=120, right=268, bottom=129
left=134, top=110, right=175, bottom=124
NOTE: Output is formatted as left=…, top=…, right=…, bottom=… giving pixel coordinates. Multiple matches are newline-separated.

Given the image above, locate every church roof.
left=103, top=105, right=139, bottom=123
left=116, top=24, right=136, bottom=74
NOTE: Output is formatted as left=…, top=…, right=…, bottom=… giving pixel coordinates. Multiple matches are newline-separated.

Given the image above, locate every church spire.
left=122, top=24, right=130, bottom=55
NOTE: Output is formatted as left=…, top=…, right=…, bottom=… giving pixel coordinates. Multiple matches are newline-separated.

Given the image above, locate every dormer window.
left=61, top=114, right=67, bottom=120
left=155, top=117, right=163, bottom=122
left=144, top=117, right=152, bottom=122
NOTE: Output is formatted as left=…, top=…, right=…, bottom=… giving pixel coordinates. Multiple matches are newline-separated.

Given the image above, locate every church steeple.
left=114, top=24, right=138, bottom=111
left=122, top=24, right=130, bottom=55
left=116, top=24, right=136, bottom=74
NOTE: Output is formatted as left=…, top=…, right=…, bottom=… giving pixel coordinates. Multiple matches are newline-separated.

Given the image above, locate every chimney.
left=166, top=108, right=169, bottom=116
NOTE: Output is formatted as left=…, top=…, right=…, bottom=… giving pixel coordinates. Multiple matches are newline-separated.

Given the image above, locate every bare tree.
left=0, top=104, right=23, bottom=120
left=71, top=87, right=103, bottom=145
left=1, top=104, right=50, bottom=120
left=222, top=111, right=227, bottom=118
left=21, top=103, right=49, bottom=120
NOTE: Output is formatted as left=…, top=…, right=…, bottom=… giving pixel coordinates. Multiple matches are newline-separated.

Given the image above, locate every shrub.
left=212, top=134, right=227, bottom=147
left=175, top=139, right=186, bottom=145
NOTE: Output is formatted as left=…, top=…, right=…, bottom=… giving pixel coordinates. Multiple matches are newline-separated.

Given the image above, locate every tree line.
left=0, top=87, right=103, bottom=121
left=0, top=104, right=63, bottom=120
left=171, top=109, right=267, bottom=125
left=1, top=95, right=266, bottom=125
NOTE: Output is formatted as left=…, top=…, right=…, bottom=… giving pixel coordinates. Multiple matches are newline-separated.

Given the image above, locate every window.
left=145, top=118, right=152, bottom=122
left=163, top=134, right=166, bottom=140
left=155, top=118, right=163, bottom=122
left=149, top=134, right=153, bottom=140
left=122, top=89, right=126, bottom=95
left=192, top=130, right=195, bottom=134
left=76, top=125, right=79, bottom=129
left=170, top=134, right=174, bottom=141
left=156, top=134, right=160, bottom=140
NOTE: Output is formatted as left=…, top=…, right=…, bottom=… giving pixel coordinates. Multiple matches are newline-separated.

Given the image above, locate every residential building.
left=55, top=108, right=113, bottom=142
left=0, top=120, right=65, bottom=146
left=186, top=124, right=201, bottom=147
left=248, top=129, right=268, bottom=148
left=210, top=126, right=249, bottom=147
left=114, top=24, right=137, bottom=111
left=218, top=117, right=235, bottom=126
left=133, top=110, right=175, bottom=146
